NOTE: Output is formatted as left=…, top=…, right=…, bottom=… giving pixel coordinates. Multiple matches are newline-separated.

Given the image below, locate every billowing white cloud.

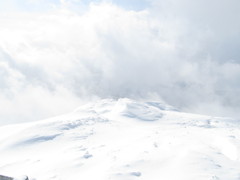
left=0, top=1, right=240, bottom=125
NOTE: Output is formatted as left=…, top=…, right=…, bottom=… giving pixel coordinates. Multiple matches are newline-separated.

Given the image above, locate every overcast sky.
left=0, top=0, right=240, bottom=125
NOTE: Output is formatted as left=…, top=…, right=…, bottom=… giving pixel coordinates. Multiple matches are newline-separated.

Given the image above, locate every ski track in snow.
left=0, top=98, right=240, bottom=180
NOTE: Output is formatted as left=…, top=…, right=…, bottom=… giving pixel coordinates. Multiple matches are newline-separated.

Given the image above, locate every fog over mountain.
left=0, top=0, right=240, bottom=124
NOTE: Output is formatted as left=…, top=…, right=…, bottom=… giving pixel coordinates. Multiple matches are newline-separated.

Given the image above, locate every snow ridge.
left=0, top=98, right=239, bottom=180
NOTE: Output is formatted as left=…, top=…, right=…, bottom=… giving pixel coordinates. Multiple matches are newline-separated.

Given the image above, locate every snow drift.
left=0, top=98, right=239, bottom=180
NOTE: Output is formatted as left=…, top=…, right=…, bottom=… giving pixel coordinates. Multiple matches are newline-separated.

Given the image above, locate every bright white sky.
left=0, top=0, right=240, bottom=125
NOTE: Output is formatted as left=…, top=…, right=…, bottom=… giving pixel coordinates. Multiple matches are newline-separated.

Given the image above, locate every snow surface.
left=0, top=98, right=240, bottom=180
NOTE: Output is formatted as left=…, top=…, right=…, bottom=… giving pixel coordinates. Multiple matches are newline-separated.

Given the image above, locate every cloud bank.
left=0, top=0, right=240, bottom=124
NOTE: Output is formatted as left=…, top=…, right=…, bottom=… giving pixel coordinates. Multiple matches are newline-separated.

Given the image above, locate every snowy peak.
left=0, top=99, right=239, bottom=180
left=74, top=98, right=176, bottom=121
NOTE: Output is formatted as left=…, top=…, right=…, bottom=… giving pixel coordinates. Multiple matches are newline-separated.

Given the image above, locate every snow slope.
left=0, top=98, right=240, bottom=180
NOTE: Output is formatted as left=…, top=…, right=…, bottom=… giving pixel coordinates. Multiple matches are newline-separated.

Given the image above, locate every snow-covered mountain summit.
left=0, top=98, right=240, bottom=180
